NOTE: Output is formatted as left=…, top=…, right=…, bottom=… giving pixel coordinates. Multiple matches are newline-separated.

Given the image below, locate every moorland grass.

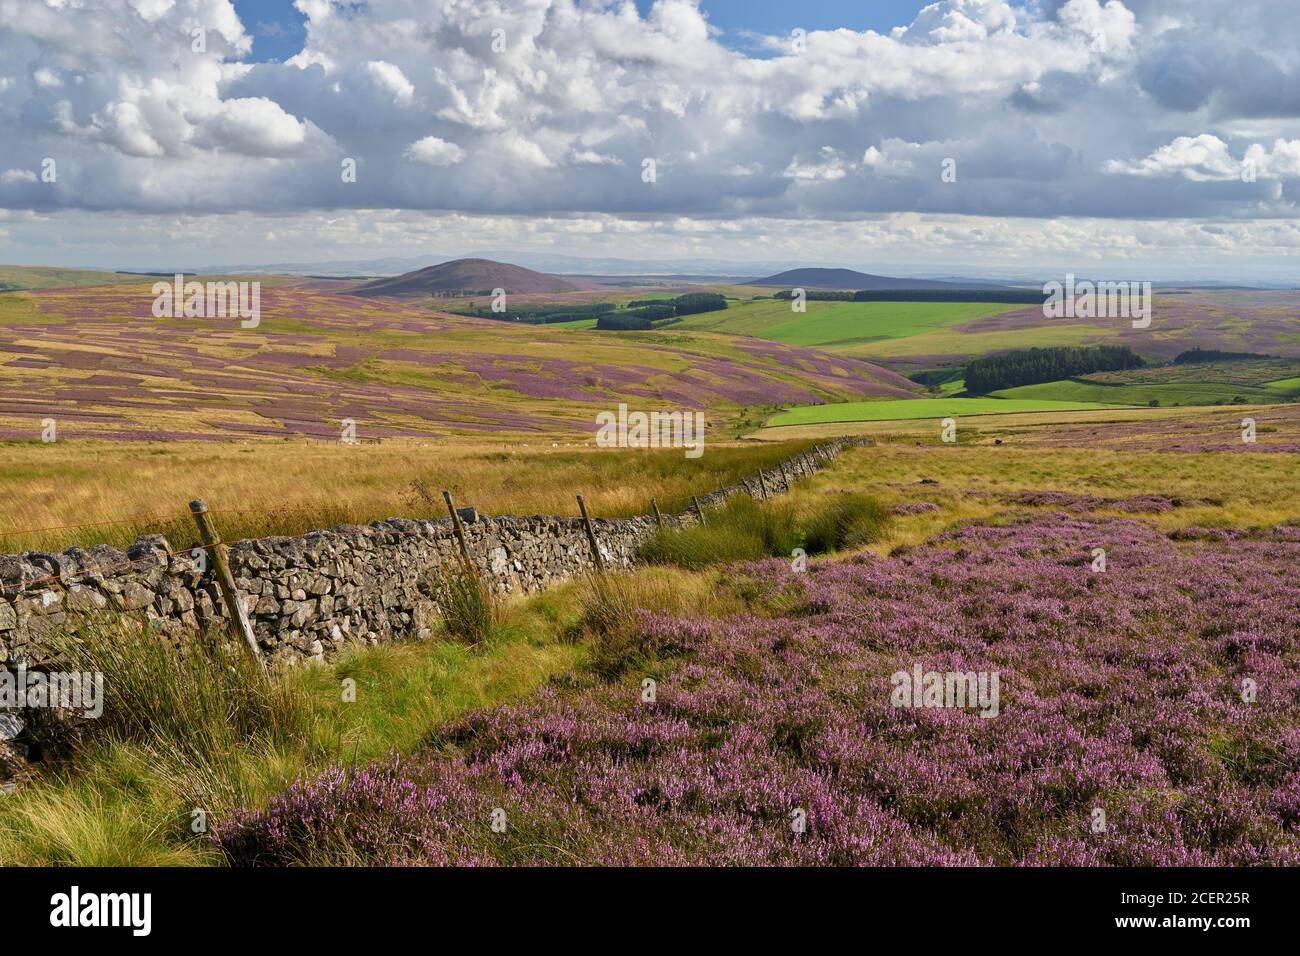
left=0, top=438, right=817, bottom=555
left=638, top=488, right=889, bottom=568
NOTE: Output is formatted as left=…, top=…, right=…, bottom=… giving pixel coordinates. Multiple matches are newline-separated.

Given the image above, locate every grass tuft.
left=437, top=563, right=501, bottom=645
left=802, top=492, right=892, bottom=554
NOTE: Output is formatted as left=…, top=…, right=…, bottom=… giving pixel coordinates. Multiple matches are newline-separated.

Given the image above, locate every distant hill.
left=352, top=258, right=577, bottom=297
left=749, top=268, right=1009, bottom=291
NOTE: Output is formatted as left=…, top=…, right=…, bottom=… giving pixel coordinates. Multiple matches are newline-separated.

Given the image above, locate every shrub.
left=802, top=493, right=891, bottom=554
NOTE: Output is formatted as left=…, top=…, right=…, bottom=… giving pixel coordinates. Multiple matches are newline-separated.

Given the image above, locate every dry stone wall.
left=0, top=439, right=861, bottom=666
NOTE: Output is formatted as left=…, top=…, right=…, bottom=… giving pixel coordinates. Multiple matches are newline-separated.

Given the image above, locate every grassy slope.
left=0, top=282, right=907, bottom=441
left=766, top=396, right=1119, bottom=426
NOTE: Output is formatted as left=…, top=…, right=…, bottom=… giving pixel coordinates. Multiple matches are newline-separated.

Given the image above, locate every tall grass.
left=639, top=490, right=888, bottom=568
left=640, top=494, right=803, bottom=569
left=437, top=562, right=501, bottom=645
left=47, top=623, right=309, bottom=814
left=0, top=438, right=818, bottom=555
left=801, top=493, right=892, bottom=554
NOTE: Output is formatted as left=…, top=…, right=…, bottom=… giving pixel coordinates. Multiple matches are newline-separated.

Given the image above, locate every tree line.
left=964, top=345, right=1145, bottom=394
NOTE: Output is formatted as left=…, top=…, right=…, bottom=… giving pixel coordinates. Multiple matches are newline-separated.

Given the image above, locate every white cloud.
left=784, top=147, right=850, bottom=181
left=0, top=168, right=38, bottom=184
left=405, top=135, right=466, bottom=166
left=201, top=97, right=315, bottom=156
left=498, top=133, right=555, bottom=169
left=365, top=60, right=414, bottom=106
left=568, top=149, right=622, bottom=166
left=1106, top=134, right=1300, bottom=182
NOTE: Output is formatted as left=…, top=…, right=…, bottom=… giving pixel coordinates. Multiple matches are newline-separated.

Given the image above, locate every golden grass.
left=797, top=442, right=1300, bottom=548
left=0, top=437, right=815, bottom=554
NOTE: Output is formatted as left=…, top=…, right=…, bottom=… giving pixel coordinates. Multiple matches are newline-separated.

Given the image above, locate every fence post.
left=576, top=495, right=606, bottom=574
left=442, top=490, right=474, bottom=566
left=651, top=497, right=664, bottom=529
left=692, top=495, right=707, bottom=526
left=779, top=462, right=790, bottom=490
left=188, top=499, right=263, bottom=669
left=757, top=469, right=768, bottom=500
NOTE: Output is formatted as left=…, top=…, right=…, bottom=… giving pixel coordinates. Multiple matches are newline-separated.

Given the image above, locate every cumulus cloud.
left=365, top=61, right=415, bottom=106
left=0, top=0, right=1298, bottom=265
left=405, top=135, right=466, bottom=166
left=1106, top=134, right=1300, bottom=181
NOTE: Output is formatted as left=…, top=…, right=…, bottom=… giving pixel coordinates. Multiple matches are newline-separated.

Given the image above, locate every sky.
left=1, top=0, right=1299, bottom=279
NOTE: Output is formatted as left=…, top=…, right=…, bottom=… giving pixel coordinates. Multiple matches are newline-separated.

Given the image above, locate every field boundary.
left=0, top=439, right=864, bottom=667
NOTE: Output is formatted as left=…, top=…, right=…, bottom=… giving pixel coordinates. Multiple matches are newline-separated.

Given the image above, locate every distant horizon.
left=3, top=251, right=1295, bottom=289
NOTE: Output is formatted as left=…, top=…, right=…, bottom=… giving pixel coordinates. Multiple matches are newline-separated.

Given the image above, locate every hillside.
left=0, top=282, right=916, bottom=442
left=352, top=258, right=576, bottom=297
left=749, top=267, right=1008, bottom=291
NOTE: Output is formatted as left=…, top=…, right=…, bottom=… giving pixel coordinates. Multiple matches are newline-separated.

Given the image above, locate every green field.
left=766, top=396, right=1119, bottom=426
left=543, top=317, right=599, bottom=329
left=1267, top=375, right=1300, bottom=393
left=990, top=361, right=1300, bottom=407
left=991, top=379, right=1288, bottom=406
left=671, top=298, right=1020, bottom=356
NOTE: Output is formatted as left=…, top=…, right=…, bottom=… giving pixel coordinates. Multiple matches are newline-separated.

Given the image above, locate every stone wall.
left=0, top=439, right=861, bottom=667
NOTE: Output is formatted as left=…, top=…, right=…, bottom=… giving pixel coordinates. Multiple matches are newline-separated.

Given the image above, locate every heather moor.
left=0, top=0, right=1296, bottom=911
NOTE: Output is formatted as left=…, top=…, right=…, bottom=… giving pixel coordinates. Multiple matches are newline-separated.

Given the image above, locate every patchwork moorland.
left=1, top=260, right=1298, bottom=868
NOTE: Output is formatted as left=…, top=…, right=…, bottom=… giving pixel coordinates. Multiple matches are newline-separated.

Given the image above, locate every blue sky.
left=233, top=0, right=931, bottom=61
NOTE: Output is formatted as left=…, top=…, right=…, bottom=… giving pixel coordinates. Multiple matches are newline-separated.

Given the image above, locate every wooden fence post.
left=692, top=495, right=707, bottom=526
left=576, top=495, right=606, bottom=574
left=651, top=497, right=664, bottom=529
left=442, top=490, right=474, bottom=566
left=757, top=469, right=768, bottom=500
left=188, top=499, right=263, bottom=668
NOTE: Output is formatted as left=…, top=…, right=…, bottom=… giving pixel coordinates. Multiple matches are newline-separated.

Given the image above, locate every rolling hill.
left=352, top=258, right=576, bottom=297
left=748, top=268, right=1009, bottom=291
left=0, top=280, right=918, bottom=442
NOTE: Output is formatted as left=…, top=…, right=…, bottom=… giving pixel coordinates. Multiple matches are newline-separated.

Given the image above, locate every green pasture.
left=766, top=396, right=1119, bottom=426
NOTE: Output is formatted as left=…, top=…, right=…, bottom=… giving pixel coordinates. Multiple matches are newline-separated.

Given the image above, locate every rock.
left=0, top=713, right=23, bottom=742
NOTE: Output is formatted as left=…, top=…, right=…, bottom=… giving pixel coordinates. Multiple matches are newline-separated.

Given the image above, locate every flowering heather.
left=1011, top=405, right=1300, bottom=454
left=971, top=490, right=1214, bottom=514
left=217, top=512, right=1300, bottom=866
